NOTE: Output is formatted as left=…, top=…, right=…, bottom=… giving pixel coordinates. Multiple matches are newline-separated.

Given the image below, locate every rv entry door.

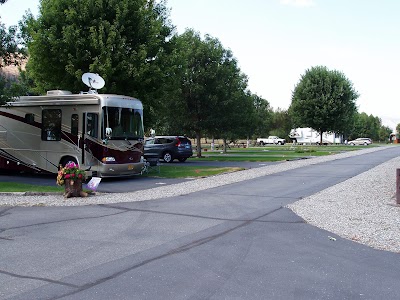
left=82, top=113, right=99, bottom=165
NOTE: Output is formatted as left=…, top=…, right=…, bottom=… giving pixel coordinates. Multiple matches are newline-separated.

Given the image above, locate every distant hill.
left=0, top=59, right=27, bottom=81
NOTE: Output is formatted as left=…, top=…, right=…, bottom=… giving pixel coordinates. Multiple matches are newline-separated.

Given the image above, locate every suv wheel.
left=163, top=152, right=173, bottom=163
left=178, top=157, right=187, bottom=162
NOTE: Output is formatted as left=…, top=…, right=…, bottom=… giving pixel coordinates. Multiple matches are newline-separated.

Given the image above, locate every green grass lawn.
left=189, top=144, right=369, bottom=161
left=0, top=166, right=245, bottom=192
left=142, top=165, right=244, bottom=178
left=0, top=182, right=64, bottom=193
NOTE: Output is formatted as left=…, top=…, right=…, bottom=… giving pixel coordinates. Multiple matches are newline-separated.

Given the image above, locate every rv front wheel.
left=60, top=157, right=78, bottom=169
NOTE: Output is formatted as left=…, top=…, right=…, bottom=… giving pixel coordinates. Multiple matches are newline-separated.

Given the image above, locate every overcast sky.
left=1, top=0, right=399, bottom=130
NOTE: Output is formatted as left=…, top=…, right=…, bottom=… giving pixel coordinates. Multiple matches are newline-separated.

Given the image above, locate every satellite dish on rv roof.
left=82, top=73, right=105, bottom=91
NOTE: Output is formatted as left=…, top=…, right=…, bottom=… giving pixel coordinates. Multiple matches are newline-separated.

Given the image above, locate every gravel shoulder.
left=1, top=146, right=399, bottom=253
left=287, top=151, right=400, bottom=253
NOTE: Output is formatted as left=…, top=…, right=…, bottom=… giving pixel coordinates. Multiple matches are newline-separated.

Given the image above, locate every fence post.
left=397, top=169, right=400, bottom=204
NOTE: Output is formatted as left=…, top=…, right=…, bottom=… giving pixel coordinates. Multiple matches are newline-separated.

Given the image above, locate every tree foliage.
left=269, top=108, right=291, bottom=140
left=349, top=112, right=391, bottom=142
left=378, top=125, right=392, bottom=142
left=251, top=94, right=272, bottom=137
left=4, top=1, right=393, bottom=143
left=0, top=14, right=31, bottom=104
left=24, top=0, right=173, bottom=126
left=289, top=66, right=358, bottom=143
left=161, top=29, right=250, bottom=155
left=0, top=18, right=26, bottom=68
left=0, top=71, right=32, bottom=104
left=204, top=51, right=251, bottom=148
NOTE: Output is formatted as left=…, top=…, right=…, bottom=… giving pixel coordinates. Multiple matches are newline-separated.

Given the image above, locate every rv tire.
left=60, top=157, right=78, bottom=169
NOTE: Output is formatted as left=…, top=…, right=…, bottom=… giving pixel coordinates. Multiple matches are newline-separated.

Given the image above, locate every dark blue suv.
left=144, top=136, right=193, bottom=163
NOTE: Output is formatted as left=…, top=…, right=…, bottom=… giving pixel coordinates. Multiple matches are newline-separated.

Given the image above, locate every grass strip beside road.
left=0, top=182, right=64, bottom=193
left=190, top=156, right=290, bottom=162
left=0, top=166, right=244, bottom=192
left=142, top=165, right=244, bottom=178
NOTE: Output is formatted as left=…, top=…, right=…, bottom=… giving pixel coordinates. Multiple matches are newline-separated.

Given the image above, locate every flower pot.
left=64, top=178, right=88, bottom=198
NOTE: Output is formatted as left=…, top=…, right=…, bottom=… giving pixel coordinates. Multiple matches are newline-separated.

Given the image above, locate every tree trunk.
left=64, top=179, right=88, bottom=198
left=223, top=138, right=227, bottom=154
left=319, top=130, right=323, bottom=145
left=196, top=131, right=202, bottom=158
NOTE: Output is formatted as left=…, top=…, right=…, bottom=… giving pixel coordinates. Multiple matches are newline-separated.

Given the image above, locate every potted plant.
left=57, top=161, right=88, bottom=198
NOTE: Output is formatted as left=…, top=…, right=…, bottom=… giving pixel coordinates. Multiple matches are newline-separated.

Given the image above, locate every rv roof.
left=47, top=90, right=72, bottom=96
left=14, top=93, right=100, bottom=105
left=6, top=93, right=142, bottom=109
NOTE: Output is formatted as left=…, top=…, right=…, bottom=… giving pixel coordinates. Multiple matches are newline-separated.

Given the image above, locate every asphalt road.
left=1, top=147, right=400, bottom=299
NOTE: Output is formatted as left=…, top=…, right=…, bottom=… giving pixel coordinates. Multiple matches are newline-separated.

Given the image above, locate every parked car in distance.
left=348, top=138, right=372, bottom=146
left=144, top=136, right=193, bottom=163
left=257, top=136, right=286, bottom=145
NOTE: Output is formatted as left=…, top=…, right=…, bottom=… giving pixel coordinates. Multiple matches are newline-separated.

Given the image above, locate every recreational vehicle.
left=289, top=127, right=343, bottom=145
left=0, top=74, right=145, bottom=177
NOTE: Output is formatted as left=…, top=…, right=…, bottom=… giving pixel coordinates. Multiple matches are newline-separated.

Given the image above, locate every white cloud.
left=280, top=0, right=315, bottom=7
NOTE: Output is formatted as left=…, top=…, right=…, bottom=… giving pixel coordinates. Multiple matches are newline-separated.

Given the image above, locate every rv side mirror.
left=105, top=127, right=112, bottom=138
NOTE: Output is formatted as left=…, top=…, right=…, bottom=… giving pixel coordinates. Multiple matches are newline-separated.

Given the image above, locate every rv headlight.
left=102, top=157, right=116, bottom=163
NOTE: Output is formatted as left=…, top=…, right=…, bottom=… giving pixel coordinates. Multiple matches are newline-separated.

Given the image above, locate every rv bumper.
left=95, top=162, right=145, bottom=178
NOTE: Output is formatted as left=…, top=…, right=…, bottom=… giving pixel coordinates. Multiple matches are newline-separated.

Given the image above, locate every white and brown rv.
left=0, top=89, right=145, bottom=177
left=289, top=127, right=343, bottom=145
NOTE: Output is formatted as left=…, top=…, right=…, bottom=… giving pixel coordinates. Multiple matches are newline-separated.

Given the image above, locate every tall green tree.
left=251, top=94, right=272, bottom=138
left=0, top=15, right=30, bottom=104
left=378, top=125, right=392, bottom=142
left=349, top=112, right=391, bottom=142
left=396, top=123, right=400, bottom=135
left=163, top=29, right=250, bottom=156
left=24, top=0, right=173, bottom=127
left=0, top=18, right=26, bottom=69
left=289, top=66, right=358, bottom=144
left=269, top=108, right=291, bottom=140
left=205, top=51, right=250, bottom=152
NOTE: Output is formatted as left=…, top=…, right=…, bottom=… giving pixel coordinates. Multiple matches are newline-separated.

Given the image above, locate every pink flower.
left=65, top=162, right=79, bottom=169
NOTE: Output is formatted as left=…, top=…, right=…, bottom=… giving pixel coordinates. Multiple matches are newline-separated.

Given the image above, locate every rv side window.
left=71, top=114, right=78, bottom=136
left=25, top=113, right=35, bottom=124
left=86, top=113, right=98, bottom=138
left=41, top=109, right=61, bottom=141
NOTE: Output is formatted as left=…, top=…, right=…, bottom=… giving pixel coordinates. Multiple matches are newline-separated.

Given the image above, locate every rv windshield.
left=102, top=107, right=144, bottom=140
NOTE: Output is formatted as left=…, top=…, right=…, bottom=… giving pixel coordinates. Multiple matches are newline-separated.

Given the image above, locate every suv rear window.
left=155, top=138, right=174, bottom=144
left=178, top=137, right=191, bottom=145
